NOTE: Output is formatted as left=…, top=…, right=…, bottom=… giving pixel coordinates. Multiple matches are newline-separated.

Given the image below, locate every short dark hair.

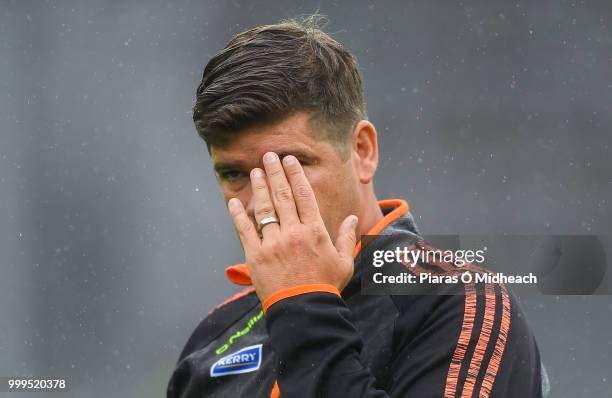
left=192, top=15, right=367, bottom=155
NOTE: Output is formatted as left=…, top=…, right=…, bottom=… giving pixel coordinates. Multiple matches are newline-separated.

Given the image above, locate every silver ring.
left=258, top=216, right=280, bottom=229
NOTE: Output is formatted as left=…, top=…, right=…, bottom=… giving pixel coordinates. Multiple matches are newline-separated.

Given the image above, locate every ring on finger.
left=258, top=216, right=280, bottom=230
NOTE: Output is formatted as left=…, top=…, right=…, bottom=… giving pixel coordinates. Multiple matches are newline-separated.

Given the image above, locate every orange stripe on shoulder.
left=479, top=284, right=512, bottom=398
left=210, top=287, right=256, bottom=314
left=412, top=239, right=511, bottom=397
left=444, top=282, right=478, bottom=398
left=461, top=283, right=497, bottom=397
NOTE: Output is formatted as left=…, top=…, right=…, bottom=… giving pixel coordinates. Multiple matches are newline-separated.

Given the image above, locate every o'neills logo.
left=210, top=344, right=262, bottom=377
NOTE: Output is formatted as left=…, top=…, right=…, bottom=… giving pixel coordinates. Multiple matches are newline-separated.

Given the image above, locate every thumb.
left=335, top=215, right=359, bottom=260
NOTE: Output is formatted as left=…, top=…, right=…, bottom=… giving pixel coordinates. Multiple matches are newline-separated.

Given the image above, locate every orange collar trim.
left=225, top=198, right=410, bottom=286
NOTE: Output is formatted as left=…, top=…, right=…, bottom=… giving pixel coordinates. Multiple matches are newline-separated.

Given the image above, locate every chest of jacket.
left=180, top=293, right=400, bottom=397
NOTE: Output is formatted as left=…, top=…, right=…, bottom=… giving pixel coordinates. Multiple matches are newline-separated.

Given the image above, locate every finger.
left=335, top=215, right=359, bottom=260
left=262, top=152, right=299, bottom=226
left=282, top=155, right=321, bottom=224
left=250, top=167, right=280, bottom=237
left=228, top=198, right=261, bottom=250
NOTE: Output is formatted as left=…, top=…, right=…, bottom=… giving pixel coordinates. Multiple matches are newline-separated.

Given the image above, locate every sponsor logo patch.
left=210, top=344, right=262, bottom=377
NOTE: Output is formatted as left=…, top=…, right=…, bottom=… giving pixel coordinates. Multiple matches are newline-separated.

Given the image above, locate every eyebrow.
left=277, top=149, right=319, bottom=164
left=213, top=149, right=319, bottom=174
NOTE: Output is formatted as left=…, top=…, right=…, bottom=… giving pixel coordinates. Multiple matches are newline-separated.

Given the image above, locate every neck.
left=356, top=190, right=384, bottom=238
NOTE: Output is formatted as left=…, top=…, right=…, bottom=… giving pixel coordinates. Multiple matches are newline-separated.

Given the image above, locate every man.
left=167, top=17, right=544, bottom=397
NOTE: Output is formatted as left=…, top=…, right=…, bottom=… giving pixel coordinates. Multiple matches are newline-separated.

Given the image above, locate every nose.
left=236, top=184, right=258, bottom=225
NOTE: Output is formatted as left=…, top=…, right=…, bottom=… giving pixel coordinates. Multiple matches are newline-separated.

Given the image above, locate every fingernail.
left=350, top=215, right=359, bottom=227
left=228, top=198, right=240, bottom=209
left=263, top=152, right=277, bottom=164
left=251, top=168, right=263, bottom=178
left=283, top=155, right=296, bottom=166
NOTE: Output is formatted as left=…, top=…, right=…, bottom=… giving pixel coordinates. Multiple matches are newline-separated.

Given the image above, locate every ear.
left=350, top=120, right=379, bottom=184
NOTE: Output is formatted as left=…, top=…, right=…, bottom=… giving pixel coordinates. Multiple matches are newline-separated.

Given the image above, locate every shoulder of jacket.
left=177, top=288, right=259, bottom=363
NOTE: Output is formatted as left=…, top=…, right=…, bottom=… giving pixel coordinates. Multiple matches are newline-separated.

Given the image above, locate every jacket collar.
left=225, top=198, right=412, bottom=286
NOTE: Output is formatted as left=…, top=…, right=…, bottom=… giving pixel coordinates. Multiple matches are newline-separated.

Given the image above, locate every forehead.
left=210, top=112, right=334, bottom=165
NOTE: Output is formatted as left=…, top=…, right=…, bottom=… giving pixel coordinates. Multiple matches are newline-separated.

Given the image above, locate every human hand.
left=227, top=152, right=358, bottom=304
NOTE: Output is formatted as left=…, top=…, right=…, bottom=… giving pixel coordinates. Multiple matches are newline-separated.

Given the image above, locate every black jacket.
left=167, top=199, right=544, bottom=397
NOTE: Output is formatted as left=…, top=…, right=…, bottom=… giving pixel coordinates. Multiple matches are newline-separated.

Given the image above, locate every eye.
left=218, top=170, right=247, bottom=183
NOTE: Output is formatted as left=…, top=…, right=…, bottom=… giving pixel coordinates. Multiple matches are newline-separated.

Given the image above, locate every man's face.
left=211, top=111, right=361, bottom=243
